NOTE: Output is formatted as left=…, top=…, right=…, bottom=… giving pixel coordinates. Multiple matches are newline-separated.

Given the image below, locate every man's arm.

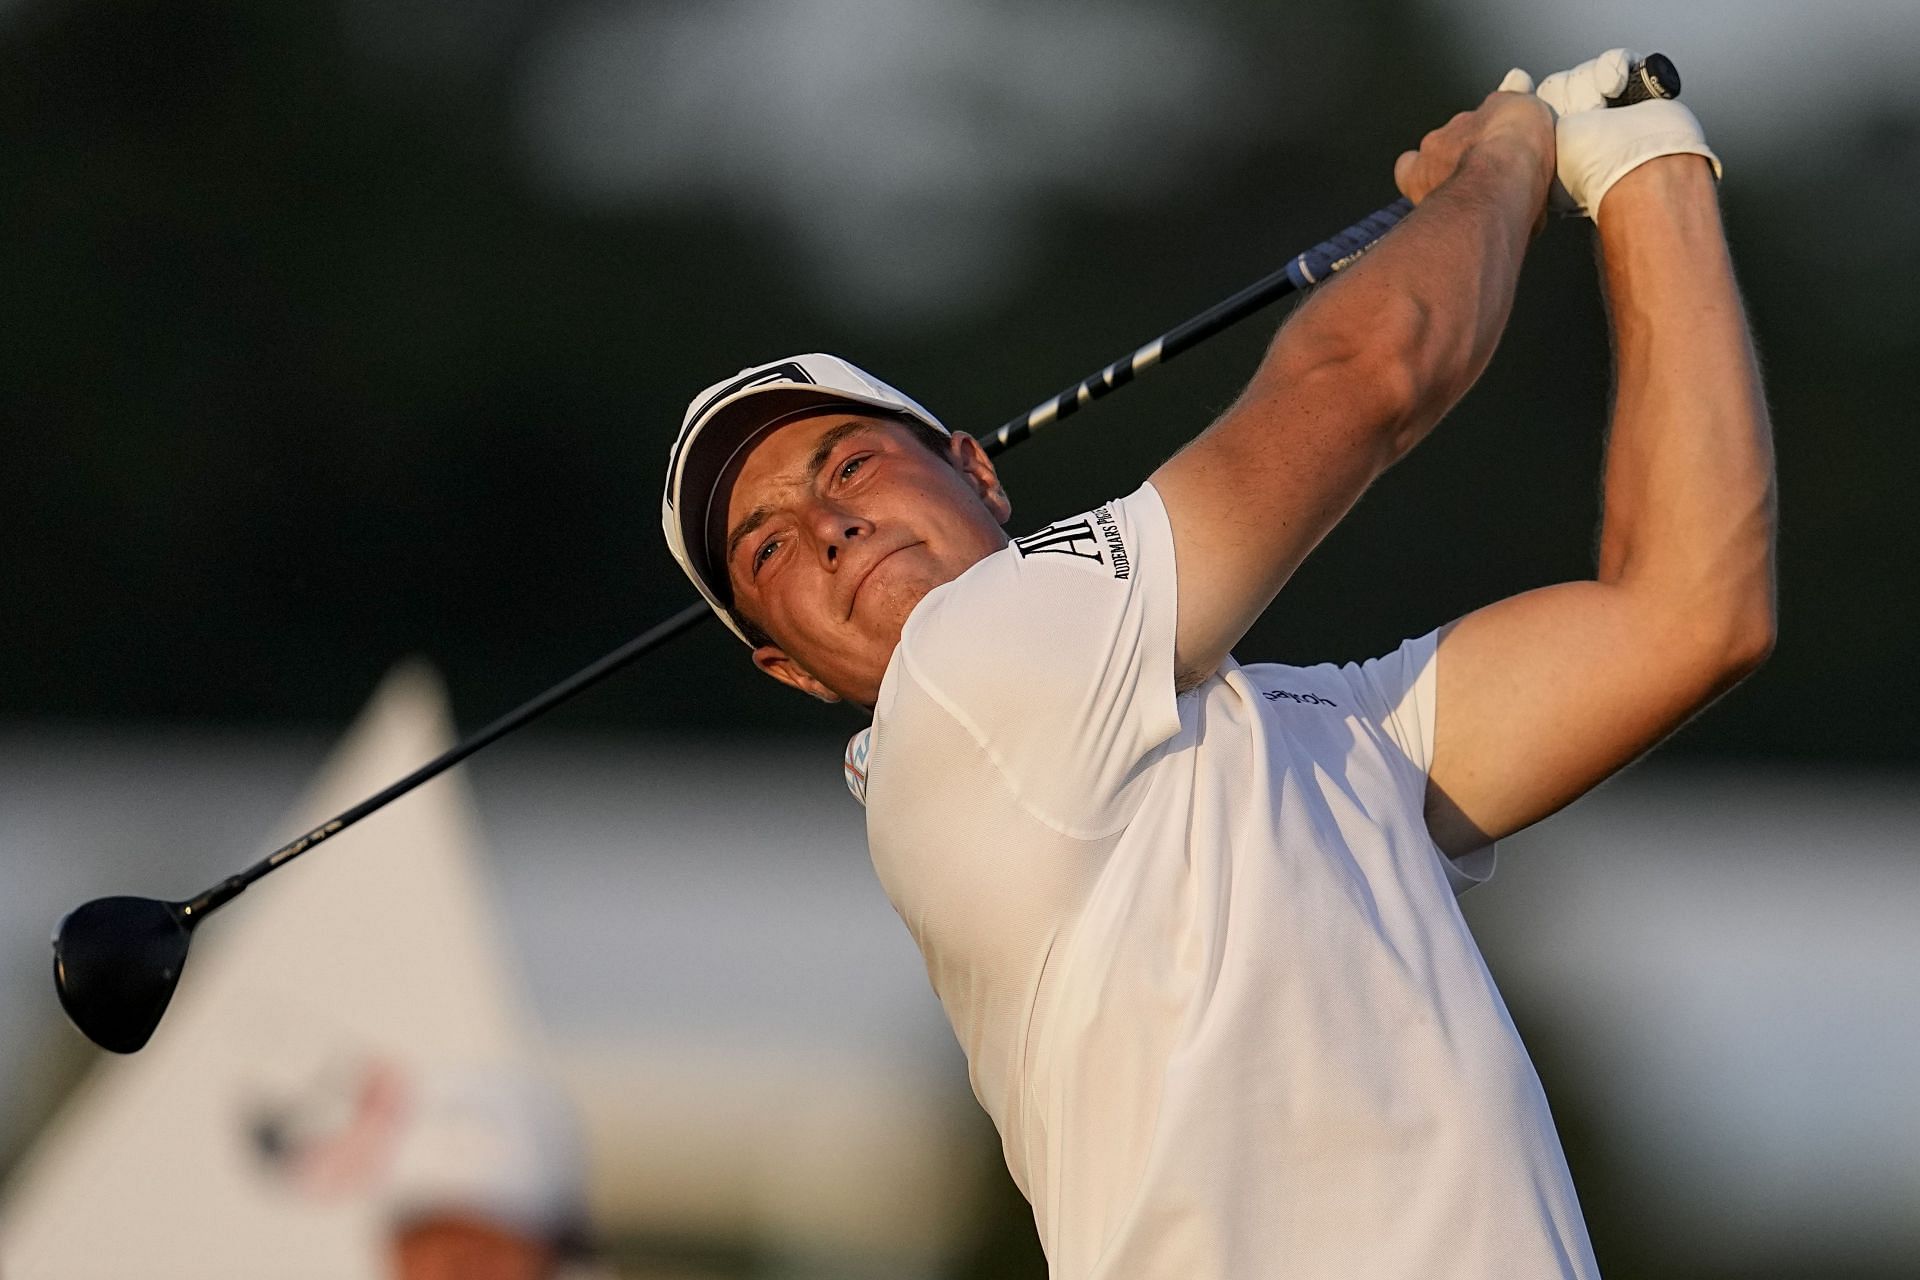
left=1151, top=86, right=1554, bottom=690
left=1425, top=154, right=1777, bottom=854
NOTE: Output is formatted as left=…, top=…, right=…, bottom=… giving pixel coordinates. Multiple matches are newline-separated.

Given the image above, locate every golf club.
left=51, top=54, right=1681, bottom=1055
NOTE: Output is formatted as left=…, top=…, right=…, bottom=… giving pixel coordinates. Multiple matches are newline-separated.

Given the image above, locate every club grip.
left=1609, top=52, right=1680, bottom=106
left=1287, top=199, right=1414, bottom=287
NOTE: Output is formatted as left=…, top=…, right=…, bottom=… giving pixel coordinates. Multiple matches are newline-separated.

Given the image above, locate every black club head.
left=53, top=896, right=194, bottom=1054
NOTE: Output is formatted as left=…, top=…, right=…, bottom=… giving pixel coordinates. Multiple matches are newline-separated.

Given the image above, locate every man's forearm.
left=1243, top=136, right=1549, bottom=460
left=1149, top=91, right=1552, bottom=686
left=1594, top=158, right=1776, bottom=661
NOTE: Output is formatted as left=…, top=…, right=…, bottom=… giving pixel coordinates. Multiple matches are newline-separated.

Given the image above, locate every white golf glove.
left=1534, top=48, right=1721, bottom=220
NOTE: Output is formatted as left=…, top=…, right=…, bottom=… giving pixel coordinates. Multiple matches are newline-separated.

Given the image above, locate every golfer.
left=661, top=49, right=1774, bottom=1278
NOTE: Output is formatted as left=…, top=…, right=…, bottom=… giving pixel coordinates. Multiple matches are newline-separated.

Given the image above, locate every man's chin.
left=867, top=561, right=957, bottom=628
left=805, top=619, right=911, bottom=708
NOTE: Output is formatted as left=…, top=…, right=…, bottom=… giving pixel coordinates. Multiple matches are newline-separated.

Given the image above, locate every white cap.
left=380, top=1065, right=586, bottom=1242
left=661, top=354, right=948, bottom=644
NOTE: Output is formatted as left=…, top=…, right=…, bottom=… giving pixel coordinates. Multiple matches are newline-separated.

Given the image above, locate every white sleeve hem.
left=1442, top=842, right=1497, bottom=897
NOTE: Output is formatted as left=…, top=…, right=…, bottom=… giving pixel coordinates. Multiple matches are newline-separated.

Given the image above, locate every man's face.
left=716, top=410, right=1011, bottom=706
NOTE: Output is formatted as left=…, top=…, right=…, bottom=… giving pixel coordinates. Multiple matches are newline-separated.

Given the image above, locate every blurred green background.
left=3, top=0, right=1916, bottom=1276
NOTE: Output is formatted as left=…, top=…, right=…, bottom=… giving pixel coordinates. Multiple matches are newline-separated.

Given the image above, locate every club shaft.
left=181, top=204, right=1427, bottom=919
left=184, top=602, right=711, bottom=916
left=181, top=52, right=1686, bottom=920
left=975, top=57, right=1672, bottom=458
left=979, top=199, right=1414, bottom=457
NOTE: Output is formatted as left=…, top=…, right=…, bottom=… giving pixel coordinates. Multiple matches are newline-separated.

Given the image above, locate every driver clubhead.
left=53, top=896, right=193, bottom=1054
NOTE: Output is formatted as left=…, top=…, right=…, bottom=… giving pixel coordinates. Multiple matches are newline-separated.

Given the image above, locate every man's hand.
left=1535, top=48, right=1721, bottom=220
left=1393, top=70, right=1555, bottom=210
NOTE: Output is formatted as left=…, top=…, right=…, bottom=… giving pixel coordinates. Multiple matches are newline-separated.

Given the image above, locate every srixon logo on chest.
left=1263, top=688, right=1339, bottom=708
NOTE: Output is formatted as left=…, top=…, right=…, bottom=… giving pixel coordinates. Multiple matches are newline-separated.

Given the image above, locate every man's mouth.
left=847, top=542, right=922, bottom=619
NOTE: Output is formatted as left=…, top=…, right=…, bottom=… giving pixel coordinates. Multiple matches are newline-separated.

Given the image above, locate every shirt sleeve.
left=1335, top=631, right=1497, bottom=895
left=889, top=482, right=1183, bottom=840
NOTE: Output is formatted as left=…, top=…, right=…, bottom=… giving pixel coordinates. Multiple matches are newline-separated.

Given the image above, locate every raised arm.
left=1424, top=67, right=1776, bottom=854
left=1151, top=83, right=1554, bottom=689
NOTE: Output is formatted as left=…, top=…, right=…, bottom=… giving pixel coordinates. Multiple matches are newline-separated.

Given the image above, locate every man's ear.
left=753, top=644, right=842, bottom=703
left=947, top=431, right=1013, bottom=525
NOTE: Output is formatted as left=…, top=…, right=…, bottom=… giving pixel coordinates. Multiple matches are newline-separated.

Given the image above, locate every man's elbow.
left=1714, top=534, right=1778, bottom=683
left=1681, top=589, right=1775, bottom=696
left=1718, top=596, right=1776, bottom=683
left=1630, top=579, right=1775, bottom=706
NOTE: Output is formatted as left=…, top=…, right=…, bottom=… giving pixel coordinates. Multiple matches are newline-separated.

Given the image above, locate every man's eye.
left=753, top=537, right=780, bottom=571
left=838, top=454, right=869, bottom=482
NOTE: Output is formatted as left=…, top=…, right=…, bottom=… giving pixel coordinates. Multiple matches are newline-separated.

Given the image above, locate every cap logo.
left=667, top=361, right=820, bottom=511
left=689, top=360, right=817, bottom=434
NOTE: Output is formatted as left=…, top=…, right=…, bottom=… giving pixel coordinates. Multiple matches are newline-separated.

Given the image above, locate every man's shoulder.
left=866, top=482, right=1183, bottom=841
left=893, top=483, right=1170, bottom=672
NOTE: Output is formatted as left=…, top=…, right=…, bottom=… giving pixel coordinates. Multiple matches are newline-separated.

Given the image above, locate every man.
left=660, top=49, right=1774, bottom=1278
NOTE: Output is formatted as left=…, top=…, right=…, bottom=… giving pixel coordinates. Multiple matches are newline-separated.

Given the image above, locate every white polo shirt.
left=852, top=483, right=1599, bottom=1278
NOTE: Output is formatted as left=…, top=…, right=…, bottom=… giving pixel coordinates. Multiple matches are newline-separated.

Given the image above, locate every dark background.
left=5, top=0, right=1913, bottom=755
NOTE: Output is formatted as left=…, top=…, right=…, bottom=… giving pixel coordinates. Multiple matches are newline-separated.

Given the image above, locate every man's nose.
left=808, top=504, right=873, bottom=567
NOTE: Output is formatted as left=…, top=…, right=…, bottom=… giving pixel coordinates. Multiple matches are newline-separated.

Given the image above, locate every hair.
left=737, top=614, right=775, bottom=649
left=895, top=415, right=953, bottom=459
left=729, top=411, right=956, bottom=650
